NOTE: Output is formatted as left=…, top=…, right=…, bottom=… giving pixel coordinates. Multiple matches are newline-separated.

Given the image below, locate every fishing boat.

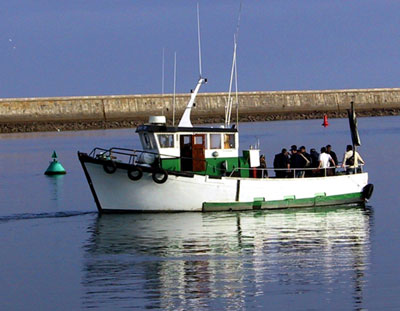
left=77, top=6, right=373, bottom=213
left=77, top=77, right=373, bottom=213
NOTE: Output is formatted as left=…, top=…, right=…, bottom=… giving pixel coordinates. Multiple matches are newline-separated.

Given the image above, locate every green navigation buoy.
left=44, top=150, right=66, bottom=175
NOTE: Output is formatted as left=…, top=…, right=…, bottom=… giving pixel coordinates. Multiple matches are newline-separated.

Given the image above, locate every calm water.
left=1, top=116, right=400, bottom=310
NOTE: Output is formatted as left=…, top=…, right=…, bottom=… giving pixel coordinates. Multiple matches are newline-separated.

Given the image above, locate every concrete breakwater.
left=1, top=88, right=400, bottom=133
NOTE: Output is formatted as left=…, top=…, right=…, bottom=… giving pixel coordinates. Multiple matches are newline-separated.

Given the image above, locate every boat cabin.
left=136, top=116, right=256, bottom=177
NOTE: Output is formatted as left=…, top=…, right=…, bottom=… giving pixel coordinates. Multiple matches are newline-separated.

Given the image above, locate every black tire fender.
left=103, top=161, right=117, bottom=174
left=362, top=184, right=374, bottom=200
left=152, top=169, right=168, bottom=184
left=127, top=166, right=143, bottom=181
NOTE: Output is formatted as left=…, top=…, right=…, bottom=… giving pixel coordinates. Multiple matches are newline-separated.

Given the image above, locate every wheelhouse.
left=136, top=123, right=241, bottom=177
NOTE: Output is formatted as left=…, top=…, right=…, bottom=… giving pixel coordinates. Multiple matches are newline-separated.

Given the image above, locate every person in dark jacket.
left=273, top=148, right=290, bottom=178
left=309, top=148, right=320, bottom=176
left=310, top=148, right=320, bottom=168
left=290, top=145, right=308, bottom=178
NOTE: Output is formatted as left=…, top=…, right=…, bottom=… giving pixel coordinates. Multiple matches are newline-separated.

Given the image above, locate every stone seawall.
left=1, top=88, right=400, bottom=133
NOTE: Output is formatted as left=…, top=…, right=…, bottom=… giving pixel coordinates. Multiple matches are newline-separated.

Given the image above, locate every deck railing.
left=228, top=164, right=364, bottom=178
left=89, top=147, right=182, bottom=166
left=88, top=147, right=364, bottom=178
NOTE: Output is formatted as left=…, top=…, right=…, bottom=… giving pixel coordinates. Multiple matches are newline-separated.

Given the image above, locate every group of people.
left=272, top=144, right=365, bottom=178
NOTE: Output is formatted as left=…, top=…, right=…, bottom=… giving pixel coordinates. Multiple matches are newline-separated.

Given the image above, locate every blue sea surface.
left=0, top=116, right=399, bottom=310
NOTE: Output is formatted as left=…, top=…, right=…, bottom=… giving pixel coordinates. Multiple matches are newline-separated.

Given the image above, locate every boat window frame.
left=209, top=133, right=222, bottom=150
left=140, top=132, right=157, bottom=150
left=157, top=133, right=175, bottom=149
left=224, top=133, right=236, bottom=149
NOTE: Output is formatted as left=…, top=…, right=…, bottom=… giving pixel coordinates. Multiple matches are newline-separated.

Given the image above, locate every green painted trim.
left=204, top=157, right=239, bottom=176
left=253, top=197, right=265, bottom=202
left=238, top=156, right=250, bottom=177
left=161, top=158, right=180, bottom=171
left=203, top=192, right=363, bottom=212
left=162, top=155, right=251, bottom=177
left=284, top=195, right=296, bottom=200
left=162, top=156, right=241, bottom=176
left=203, top=201, right=254, bottom=211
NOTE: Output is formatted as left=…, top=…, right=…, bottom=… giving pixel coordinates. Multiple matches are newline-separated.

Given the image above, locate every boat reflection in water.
left=82, top=206, right=373, bottom=310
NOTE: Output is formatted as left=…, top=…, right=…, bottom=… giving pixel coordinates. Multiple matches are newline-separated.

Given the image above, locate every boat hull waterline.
left=79, top=153, right=371, bottom=213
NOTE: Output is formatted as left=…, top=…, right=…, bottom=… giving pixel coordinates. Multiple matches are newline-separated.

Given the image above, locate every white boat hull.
left=80, top=158, right=371, bottom=213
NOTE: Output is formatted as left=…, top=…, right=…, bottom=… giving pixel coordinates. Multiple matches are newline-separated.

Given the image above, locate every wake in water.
left=0, top=211, right=96, bottom=223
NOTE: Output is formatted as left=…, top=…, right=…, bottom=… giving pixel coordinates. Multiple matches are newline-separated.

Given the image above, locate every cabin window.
left=141, top=133, right=156, bottom=149
left=194, top=135, right=203, bottom=145
left=210, top=134, right=221, bottom=149
left=224, top=134, right=235, bottom=149
left=182, top=135, right=191, bottom=144
left=158, top=134, right=174, bottom=148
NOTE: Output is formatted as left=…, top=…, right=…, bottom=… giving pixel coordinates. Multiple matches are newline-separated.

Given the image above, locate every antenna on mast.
left=226, top=35, right=237, bottom=128
left=178, top=3, right=207, bottom=128
left=197, top=2, right=203, bottom=78
left=235, top=0, right=243, bottom=42
left=235, top=43, right=239, bottom=128
left=161, top=47, right=165, bottom=95
left=173, top=52, right=177, bottom=126
left=225, top=0, right=243, bottom=128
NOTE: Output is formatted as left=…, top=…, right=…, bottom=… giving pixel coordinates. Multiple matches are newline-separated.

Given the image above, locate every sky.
left=1, top=0, right=400, bottom=98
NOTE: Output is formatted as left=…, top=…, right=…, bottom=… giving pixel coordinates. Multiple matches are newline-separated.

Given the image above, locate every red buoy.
left=322, top=114, right=329, bottom=127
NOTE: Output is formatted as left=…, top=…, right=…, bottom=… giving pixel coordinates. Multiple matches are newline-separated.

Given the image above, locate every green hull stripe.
left=203, top=192, right=363, bottom=212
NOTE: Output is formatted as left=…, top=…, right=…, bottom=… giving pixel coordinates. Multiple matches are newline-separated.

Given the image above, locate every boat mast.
left=348, top=101, right=361, bottom=169
left=225, top=36, right=237, bottom=128
left=178, top=2, right=207, bottom=128
left=225, top=1, right=242, bottom=128
left=235, top=41, right=239, bottom=128
left=161, top=47, right=165, bottom=95
left=197, top=2, right=203, bottom=79
left=173, top=52, right=177, bottom=126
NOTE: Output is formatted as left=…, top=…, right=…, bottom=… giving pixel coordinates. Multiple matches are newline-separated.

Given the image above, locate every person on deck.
left=318, top=147, right=335, bottom=176
left=258, top=154, right=268, bottom=178
left=310, top=148, right=320, bottom=167
left=310, top=148, right=320, bottom=177
left=299, top=146, right=311, bottom=177
left=273, top=148, right=290, bottom=178
left=290, top=145, right=308, bottom=178
left=342, top=145, right=365, bottom=174
left=326, top=144, right=338, bottom=175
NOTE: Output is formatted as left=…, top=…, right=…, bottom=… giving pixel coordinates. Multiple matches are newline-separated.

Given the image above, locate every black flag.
left=347, top=102, right=361, bottom=146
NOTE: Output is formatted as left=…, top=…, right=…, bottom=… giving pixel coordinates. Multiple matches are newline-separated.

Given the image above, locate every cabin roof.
left=136, top=124, right=238, bottom=134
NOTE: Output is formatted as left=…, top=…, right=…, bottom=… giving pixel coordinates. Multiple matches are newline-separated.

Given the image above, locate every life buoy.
left=127, top=166, right=143, bottom=181
left=152, top=169, right=168, bottom=184
left=103, top=161, right=117, bottom=174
